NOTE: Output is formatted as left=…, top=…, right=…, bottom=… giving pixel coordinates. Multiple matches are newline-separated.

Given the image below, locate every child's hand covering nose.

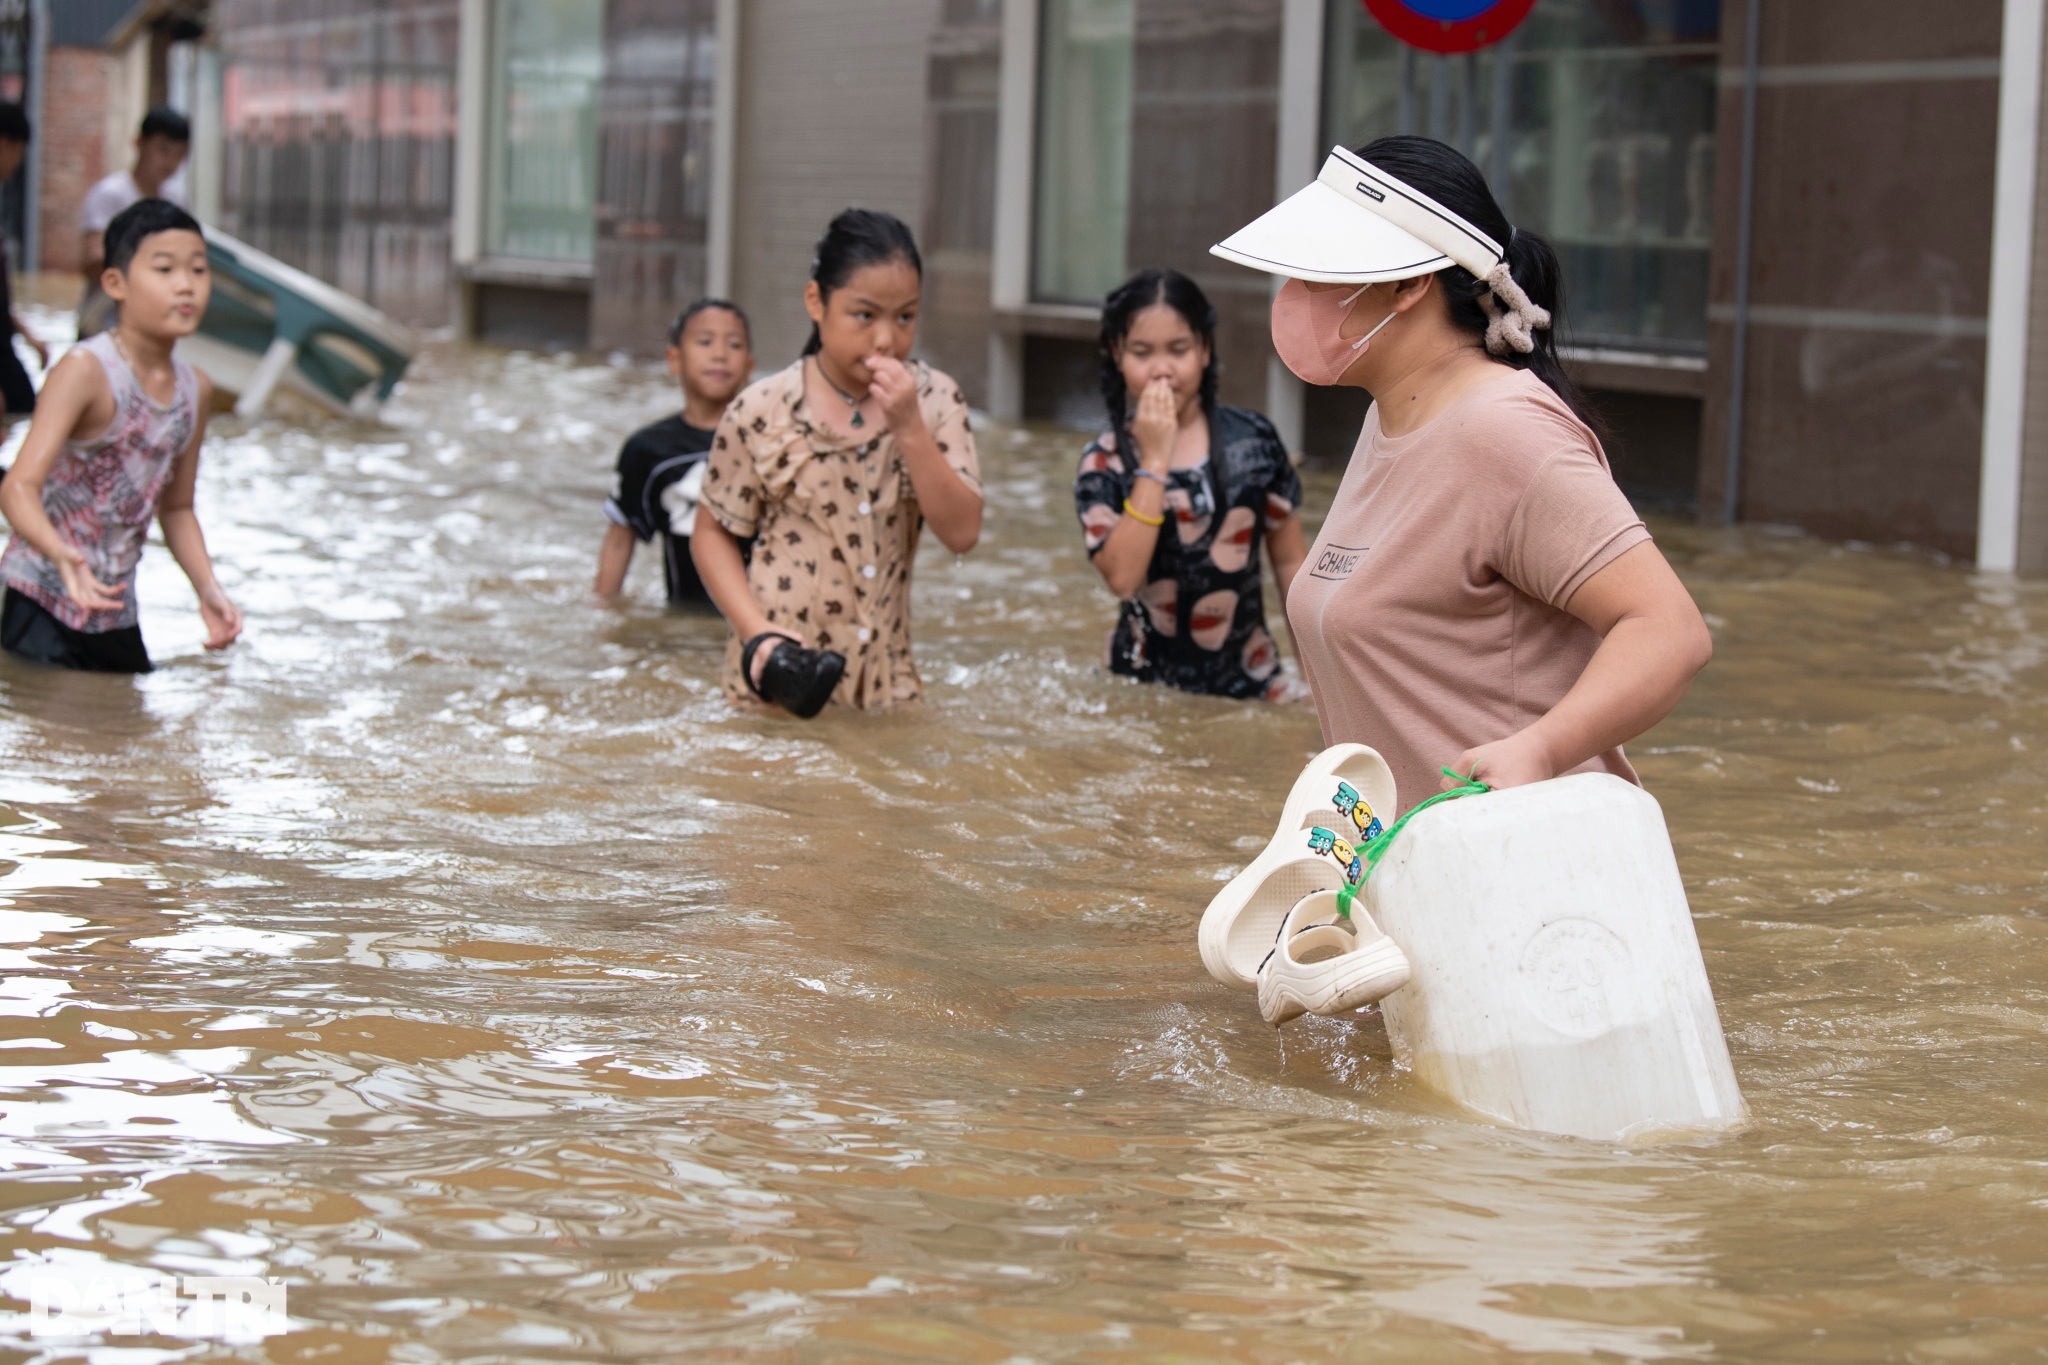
left=864, top=355, right=924, bottom=435
left=1131, top=376, right=1179, bottom=470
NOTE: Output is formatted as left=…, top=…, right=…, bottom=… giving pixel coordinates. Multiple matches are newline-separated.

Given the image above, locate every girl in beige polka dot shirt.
left=692, top=210, right=982, bottom=715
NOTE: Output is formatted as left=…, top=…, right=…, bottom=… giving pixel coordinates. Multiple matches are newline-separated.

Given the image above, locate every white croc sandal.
left=1199, top=744, right=1398, bottom=988
left=1256, top=890, right=1412, bottom=1026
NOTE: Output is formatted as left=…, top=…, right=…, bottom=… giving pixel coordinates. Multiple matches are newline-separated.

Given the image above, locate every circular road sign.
left=1361, top=0, right=1540, bottom=54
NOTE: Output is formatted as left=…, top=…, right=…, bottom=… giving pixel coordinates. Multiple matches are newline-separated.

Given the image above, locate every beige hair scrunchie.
left=1479, top=261, right=1552, bottom=356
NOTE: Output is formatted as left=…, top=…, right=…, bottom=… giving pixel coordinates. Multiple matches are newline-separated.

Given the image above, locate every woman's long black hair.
left=803, top=207, right=923, bottom=357
left=1097, top=268, right=1220, bottom=465
left=1356, top=135, right=1602, bottom=436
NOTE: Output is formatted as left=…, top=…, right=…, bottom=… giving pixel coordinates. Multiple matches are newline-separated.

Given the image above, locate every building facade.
left=211, top=0, right=460, bottom=326
left=1706, top=1, right=2005, bottom=560
left=47, top=0, right=2048, bottom=567
left=29, top=0, right=204, bottom=280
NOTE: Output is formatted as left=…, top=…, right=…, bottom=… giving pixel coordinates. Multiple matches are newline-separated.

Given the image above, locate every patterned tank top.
left=0, top=333, right=199, bottom=632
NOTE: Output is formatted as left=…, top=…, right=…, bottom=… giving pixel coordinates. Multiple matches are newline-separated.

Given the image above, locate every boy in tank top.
left=0, top=198, right=240, bottom=673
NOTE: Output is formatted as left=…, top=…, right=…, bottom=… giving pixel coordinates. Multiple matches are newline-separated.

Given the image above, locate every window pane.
left=922, top=0, right=1005, bottom=402
left=928, top=0, right=1004, bottom=255
left=1033, top=0, right=1134, bottom=303
left=489, top=0, right=603, bottom=263
left=1324, top=0, right=1720, bottom=354
left=220, top=0, right=461, bottom=326
left=1125, top=0, right=1280, bottom=288
left=591, top=0, right=718, bottom=350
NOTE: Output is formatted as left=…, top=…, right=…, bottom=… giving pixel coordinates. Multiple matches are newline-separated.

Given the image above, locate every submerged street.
left=0, top=321, right=2043, bottom=1360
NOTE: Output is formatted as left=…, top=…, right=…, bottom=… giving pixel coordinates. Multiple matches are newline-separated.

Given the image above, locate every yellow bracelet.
left=1123, top=498, right=1165, bottom=527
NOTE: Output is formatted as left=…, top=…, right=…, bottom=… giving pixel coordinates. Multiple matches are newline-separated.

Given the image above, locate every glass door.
left=487, top=0, right=604, bottom=263
left=1032, top=0, right=1134, bottom=304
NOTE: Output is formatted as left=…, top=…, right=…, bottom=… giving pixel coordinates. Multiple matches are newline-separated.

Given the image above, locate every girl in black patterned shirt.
left=1074, top=269, right=1308, bottom=699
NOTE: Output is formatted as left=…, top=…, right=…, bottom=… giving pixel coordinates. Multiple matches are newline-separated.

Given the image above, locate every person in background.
left=692, top=208, right=982, bottom=718
left=1075, top=269, right=1308, bottom=700
left=596, top=299, right=754, bottom=608
left=0, top=103, right=47, bottom=423
left=78, top=107, right=191, bottom=340
left=0, top=199, right=241, bottom=673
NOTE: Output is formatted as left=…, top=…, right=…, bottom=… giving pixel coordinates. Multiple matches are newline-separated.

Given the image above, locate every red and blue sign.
left=1362, top=0, right=1538, bottom=54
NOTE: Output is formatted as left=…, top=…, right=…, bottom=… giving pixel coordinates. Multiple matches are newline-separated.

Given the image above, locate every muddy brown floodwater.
left=0, top=316, right=2042, bottom=1363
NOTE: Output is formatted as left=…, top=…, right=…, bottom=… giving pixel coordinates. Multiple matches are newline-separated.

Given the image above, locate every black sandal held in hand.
left=742, top=631, right=846, bottom=719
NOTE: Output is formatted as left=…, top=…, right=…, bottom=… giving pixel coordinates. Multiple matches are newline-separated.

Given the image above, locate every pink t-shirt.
left=1286, top=367, right=1650, bottom=811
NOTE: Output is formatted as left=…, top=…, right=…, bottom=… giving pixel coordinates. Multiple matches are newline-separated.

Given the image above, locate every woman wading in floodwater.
left=1211, top=135, right=1713, bottom=807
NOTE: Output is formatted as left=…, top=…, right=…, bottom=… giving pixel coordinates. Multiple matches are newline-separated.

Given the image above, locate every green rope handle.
left=1336, top=766, right=1490, bottom=919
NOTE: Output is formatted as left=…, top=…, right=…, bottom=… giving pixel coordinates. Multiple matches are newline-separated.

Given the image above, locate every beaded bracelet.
left=1131, top=468, right=1169, bottom=485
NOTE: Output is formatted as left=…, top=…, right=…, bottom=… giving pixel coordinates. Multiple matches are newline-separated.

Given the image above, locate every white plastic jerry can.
left=1366, top=772, right=1745, bottom=1142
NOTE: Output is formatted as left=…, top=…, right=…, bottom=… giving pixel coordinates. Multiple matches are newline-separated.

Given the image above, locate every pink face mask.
left=1270, top=278, right=1398, bottom=387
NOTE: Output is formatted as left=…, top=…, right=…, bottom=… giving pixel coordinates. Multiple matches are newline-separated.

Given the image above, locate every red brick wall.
left=39, top=46, right=112, bottom=274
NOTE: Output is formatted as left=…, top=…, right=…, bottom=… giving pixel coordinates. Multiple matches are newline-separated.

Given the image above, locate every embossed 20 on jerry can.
left=1366, top=772, right=1745, bottom=1141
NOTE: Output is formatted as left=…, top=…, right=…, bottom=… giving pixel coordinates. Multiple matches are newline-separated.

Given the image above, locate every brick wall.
left=39, top=46, right=113, bottom=274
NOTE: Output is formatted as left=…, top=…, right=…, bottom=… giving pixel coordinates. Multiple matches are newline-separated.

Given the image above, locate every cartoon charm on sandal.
left=1333, top=781, right=1385, bottom=842
left=1306, top=825, right=1366, bottom=884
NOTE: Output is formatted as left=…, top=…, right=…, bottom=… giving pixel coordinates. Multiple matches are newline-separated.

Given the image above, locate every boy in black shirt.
left=596, top=300, right=753, bottom=607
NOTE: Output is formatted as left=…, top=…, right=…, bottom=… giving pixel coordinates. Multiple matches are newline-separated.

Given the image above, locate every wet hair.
left=668, top=297, right=750, bottom=347
left=103, top=198, right=204, bottom=274
left=139, top=106, right=191, bottom=144
left=0, top=103, right=29, bottom=143
left=1355, top=134, right=1601, bottom=436
left=1097, top=268, right=1219, bottom=463
left=802, top=208, right=922, bottom=357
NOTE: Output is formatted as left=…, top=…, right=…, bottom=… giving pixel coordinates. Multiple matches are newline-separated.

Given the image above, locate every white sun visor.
left=1210, top=145, right=1505, bottom=284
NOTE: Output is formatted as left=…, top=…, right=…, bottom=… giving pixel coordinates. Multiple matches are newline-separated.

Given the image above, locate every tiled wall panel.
left=729, top=0, right=939, bottom=371
left=1698, top=0, right=2001, bottom=558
